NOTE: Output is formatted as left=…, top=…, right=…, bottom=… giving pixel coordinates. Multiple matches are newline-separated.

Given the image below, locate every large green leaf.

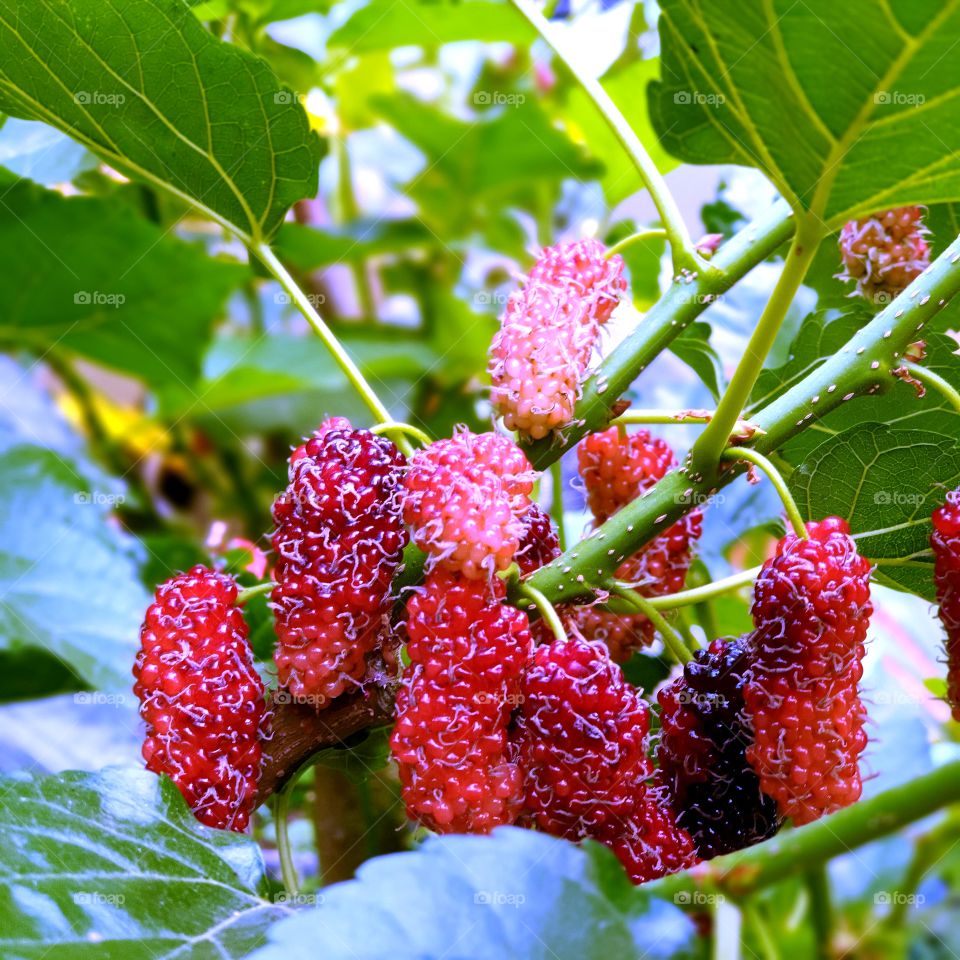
left=0, top=767, right=286, bottom=958
left=249, top=827, right=695, bottom=960
left=0, top=0, right=321, bottom=242
left=791, top=423, right=960, bottom=598
left=0, top=184, right=244, bottom=385
left=329, top=0, right=533, bottom=50
left=650, top=0, right=960, bottom=224
left=0, top=445, right=149, bottom=691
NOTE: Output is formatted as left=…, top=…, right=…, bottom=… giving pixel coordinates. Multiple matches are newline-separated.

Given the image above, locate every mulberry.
left=744, top=518, right=872, bottom=825
left=271, top=420, right=407, bottom=706
left=931, top=488, right=960, bottom=721
left=488, top=240, right=626, bottom=440
left=657, top=638, right=781, bottom=858
left=838, top=206, right=930, bottom=303
left=391, top=570, right=533, bottom=833
left=402, top=430, right=533, bottom=579
left=134, top=566, right=266, bottom=831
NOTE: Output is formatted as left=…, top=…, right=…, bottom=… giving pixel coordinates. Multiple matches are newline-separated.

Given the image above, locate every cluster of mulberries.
left=489, top=239, right=626, bottom=440
left=402, top=430, right=533, bottom=579
left=513, top=631, right=697, bottom=882
left=390, top=571, right=533, bottom=833
left=838, top=206, right=930, bottom=303
left=932, top=487, right=960, bottom=722
left=657, top=637, right=781, bottom=858
left=743, top=517, right=872, bottom=825
left=572, top=427, right=703, bottom=661
left=133, top=566, right=267, bottom=832
left=271, top=419, right=408, bottom=706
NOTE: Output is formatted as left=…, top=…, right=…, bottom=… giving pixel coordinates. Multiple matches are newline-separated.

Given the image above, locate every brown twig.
left=256, top=686, right=394, bottom=805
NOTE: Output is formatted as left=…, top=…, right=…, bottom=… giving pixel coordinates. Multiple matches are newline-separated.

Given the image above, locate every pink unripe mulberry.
left=838, top=206, right=930, bottom=303
left=488, top=240, right=626, bottom=440
left=402, top=430, right=534, bottom=579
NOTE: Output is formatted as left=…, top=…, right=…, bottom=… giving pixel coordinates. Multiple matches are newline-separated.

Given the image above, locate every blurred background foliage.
left=1, top=0, right=959, bottom=956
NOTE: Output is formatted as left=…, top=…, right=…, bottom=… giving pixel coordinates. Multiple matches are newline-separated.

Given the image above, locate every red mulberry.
left=513, top=631, right=697, bottom=881
left=838, top=206, right=930, bottom=303
left=573, top=428, right=702, bottom=661
left=271, top=420, right=407, bottom=706
left=402, top=430, right=533, bottom=579
left=134, top=566, right=266, bottom=832
left=932, top=487, right=960, bottom=721
left=744, top=518, right=872, bottom=825
left=657, top=637, right=781, bottom=858
left=391, top=570, right=533, bottom=834
left=488, top=240, right=626, bottom=440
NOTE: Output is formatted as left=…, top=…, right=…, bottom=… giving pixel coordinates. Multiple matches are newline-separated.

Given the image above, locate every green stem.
left=370, top=421, right=433, bottom=447
left=905, top=361, right=960, bottom=413
left=606, top=228, right=669, bottom=259
left=722, top=447, right=807, bottom=539
left=614, top=408, right=712, bottom=425
left=642, top=566, right=761, bottom=610
left=506, top=0, right=705, bottom=277
left=692, top=220, right=821, bottom=471
left=804, top=865, right=833, bottom=960
left=647, top=760, right=960, bottom=900
left=237, top=581, right=273, bottom=604
left=527, top=233, right=960, bottom=605
left=254, top=244, right=413, bottom=458
left=550, top=459, right=568, bottom=552
left=525, top=201, right=796, bottom=470
left=519, top=583, right=568, bottom=644
left=610, top=583, right=692, bottom=664
left=273, top=783, right=300, bottom=897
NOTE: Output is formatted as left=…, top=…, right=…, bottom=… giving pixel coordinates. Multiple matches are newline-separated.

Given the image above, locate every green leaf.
left=0, top=767, right=286, bottom=958
left=329, top=0, right=533, bottom=51
left=668, top=320, right=724, bottom=399
left=0, top=0, right=321, bottom=242
left=791, top=423, right=960, bottom=599
left=0, top=184, right=244, bottom=385
left=311, top=727, right=392, bottom=786
left=249, top=827, right=695, bottom=960
left=650, top=0, right=960, bottom=224
left=0, top=445, right=149, bottom=691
